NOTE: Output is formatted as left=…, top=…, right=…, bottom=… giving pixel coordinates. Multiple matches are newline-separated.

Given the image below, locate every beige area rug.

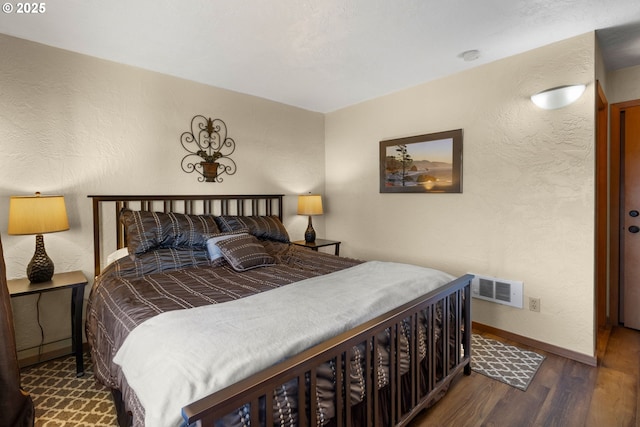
left=471, top=334, right=545, bottom=391
left=20, top=353, right=117, bottom=427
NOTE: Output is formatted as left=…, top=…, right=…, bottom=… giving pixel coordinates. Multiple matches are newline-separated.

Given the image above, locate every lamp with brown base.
left=7, top=192, right=69, bottom=283
left=297, top=194, right=323, bottom=243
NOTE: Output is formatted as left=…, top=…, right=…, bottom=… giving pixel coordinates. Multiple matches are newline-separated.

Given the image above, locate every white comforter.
left=113, top=261, right=454, bottom=427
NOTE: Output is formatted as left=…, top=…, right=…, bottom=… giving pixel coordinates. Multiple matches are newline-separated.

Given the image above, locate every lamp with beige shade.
left=8, top=192, right=69, bottom=283
left=297, top=194, right=323, bottom=243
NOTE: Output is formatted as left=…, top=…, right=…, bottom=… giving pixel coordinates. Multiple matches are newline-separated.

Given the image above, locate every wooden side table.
left=292, top=238, right=341, bottom=256
left=8, top=270, right=88, bottom=377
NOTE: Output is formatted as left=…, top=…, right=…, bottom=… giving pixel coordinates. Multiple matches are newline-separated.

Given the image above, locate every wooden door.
left=621, top=105, right=640, bottom=329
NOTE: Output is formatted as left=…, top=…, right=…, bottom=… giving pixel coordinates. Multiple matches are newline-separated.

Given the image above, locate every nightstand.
left=8, top=270, right=88, bottom=377
left=292, top=239, right=341, bottom=256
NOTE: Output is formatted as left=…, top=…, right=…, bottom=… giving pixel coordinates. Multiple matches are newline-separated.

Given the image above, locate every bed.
left=86, top=194, right=472, bottom=427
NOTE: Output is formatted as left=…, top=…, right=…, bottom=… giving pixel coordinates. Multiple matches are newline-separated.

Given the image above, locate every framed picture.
left=380, top=129, right=463, bottom=193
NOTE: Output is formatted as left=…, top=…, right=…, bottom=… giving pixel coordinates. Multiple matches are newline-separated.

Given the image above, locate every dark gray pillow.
left=120, top=209, right=220, bottom=255
left=216, top=234, right=276, bottom=271
left=215, top=215, right=290, bottom=243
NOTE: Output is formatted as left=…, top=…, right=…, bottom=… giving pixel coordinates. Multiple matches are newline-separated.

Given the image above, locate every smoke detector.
left=460, top=49, right=480, bottom=62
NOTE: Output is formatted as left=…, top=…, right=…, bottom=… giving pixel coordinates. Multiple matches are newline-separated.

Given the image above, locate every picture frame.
left=379, top=129, right=463, bottom=193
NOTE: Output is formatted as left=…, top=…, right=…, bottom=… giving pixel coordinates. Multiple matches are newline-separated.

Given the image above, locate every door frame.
left=595, top=82, right=608, bottom=329
left=609, top=99, right=640, bottom=325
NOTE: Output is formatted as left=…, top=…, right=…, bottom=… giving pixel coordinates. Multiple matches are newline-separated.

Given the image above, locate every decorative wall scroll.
left=380, top=129, right=463, bottom=193
left=180, top=115, right=237, bottom=182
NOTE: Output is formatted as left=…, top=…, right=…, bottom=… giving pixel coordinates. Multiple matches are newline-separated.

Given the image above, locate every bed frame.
left=88, top=194, right=472, bottom=427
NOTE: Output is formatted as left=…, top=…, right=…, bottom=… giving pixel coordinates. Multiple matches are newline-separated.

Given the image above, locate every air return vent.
left=470, top=274, right=523, bottom=309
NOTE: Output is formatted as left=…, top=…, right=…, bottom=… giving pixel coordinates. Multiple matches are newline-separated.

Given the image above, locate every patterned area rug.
left=471, top=334, right=545, bottom=391
left=20, top=353, right=117, bottom=427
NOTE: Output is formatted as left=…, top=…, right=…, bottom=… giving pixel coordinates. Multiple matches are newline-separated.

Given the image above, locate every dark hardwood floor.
left=410, top=326, right=640, bottom=426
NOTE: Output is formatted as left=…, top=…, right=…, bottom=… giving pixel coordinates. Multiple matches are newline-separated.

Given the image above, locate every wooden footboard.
left=183, top=274, right=472, bottom=427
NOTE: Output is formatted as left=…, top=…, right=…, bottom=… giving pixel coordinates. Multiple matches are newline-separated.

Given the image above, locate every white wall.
left=2, top=31, right=611, bottom=360
left=0, top=34, right=326, bottom=358
left=607, top=64, right=640, bottom=104
left=325, top=33, right=596, bottom=356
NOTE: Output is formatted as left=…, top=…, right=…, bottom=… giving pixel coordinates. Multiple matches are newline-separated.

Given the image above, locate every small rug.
left=471, top=334, right=545, bottom=391
left=20, top=353, right=117, bottom=427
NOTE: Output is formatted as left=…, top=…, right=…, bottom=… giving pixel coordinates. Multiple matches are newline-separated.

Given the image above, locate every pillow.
left=216, top=234, right=276, bottom=271
left=215, top=215, right=290, bottom=243
left=106, top=247, right=130, bottom=266
left=205, top=229, right=249, bottom=261
left=120, top=209, right=220, bottom=255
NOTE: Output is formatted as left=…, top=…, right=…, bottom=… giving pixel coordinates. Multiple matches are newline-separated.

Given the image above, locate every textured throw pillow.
left=216, top=234, right=276, bottom=271
left=215, top=215, right=290, bottom=243
left=205, top=229, right=249, bottom=261
left=120, top=209, right=220, bottom=255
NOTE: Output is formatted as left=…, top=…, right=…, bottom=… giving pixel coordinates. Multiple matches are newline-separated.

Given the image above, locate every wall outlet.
left=529, top=297, right=541, bottom=312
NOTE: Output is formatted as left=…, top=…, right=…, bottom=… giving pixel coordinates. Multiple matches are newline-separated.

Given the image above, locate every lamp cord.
left=36, top=292, right=45, bottom=361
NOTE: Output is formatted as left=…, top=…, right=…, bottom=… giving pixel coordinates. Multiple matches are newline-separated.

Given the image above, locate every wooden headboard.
left=88, top=194, right=284, bottom=277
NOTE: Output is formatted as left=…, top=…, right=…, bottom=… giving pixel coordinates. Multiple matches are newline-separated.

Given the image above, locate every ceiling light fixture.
left=530, top=84, right=586, bottom=110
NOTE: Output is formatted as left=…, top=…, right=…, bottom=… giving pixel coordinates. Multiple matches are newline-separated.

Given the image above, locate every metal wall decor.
left=180, top=115, right=237, bottom=182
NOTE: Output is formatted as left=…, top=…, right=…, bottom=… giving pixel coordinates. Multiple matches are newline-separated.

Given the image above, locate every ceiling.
left=1, top=0, right=639, bottom=113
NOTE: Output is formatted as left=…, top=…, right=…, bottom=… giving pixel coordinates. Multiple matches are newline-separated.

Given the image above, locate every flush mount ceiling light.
left=530, top=84, right=586, bottom=110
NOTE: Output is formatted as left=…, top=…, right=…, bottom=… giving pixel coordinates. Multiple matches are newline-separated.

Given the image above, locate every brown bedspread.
left=86, top=241, right=362, bottom=426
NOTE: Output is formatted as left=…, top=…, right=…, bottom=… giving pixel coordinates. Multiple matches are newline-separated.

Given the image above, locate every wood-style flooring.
left=409, top=326, right=640, bottom=427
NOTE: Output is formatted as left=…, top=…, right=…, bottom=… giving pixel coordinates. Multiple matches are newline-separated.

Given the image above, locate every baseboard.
left=472, top=322, right=597, bottom=367
left=18, top=343, right=90, bottom=369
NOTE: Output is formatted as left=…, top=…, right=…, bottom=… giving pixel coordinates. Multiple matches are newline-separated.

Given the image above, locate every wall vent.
left=470, top=274, right=523, bottom=309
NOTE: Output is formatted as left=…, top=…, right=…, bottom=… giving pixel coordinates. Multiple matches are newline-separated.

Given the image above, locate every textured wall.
left=608, top=65, right=640, bottom=104
left=325, top=33, right=597, bottom=356
left=4, top=30, right=636, bottom=361
left=0, top=34, right=325, bottom=358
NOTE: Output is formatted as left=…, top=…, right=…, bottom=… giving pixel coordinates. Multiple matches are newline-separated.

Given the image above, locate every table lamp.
left=8, top=192, right=69, bottom=283
left=297, top=194, right=323, bottom=243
